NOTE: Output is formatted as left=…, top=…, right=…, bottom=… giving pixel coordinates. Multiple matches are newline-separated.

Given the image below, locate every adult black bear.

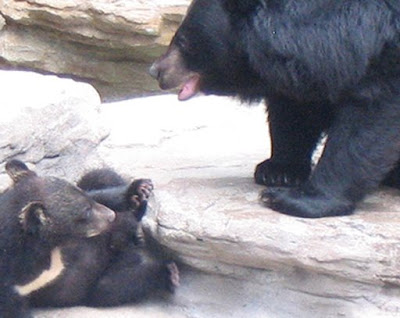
left=150, top=0, right=400, bottom=218
left=29, top=168, right=179, bottom=308
left=0, top=160, right=115, bottom=318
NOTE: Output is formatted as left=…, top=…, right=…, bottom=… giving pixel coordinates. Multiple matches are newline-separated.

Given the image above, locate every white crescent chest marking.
left=14, top=247, right=65, bottom=296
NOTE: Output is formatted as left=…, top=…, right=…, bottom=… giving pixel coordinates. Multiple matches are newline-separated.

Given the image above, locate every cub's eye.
left=77, top=208, right=91, bottom=224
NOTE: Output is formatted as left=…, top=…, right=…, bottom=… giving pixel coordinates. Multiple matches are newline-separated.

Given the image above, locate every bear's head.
left=6, top=160, right=115, bottom=244
left=149, top=0, right=264, bottom=101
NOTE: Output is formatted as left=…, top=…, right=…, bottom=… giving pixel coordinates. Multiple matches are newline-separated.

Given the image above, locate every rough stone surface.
left=149, top=177, right=400, bottom=283
left=97, top=95, right=400, bottom=317
left=0, top=70, right=108, bottom=190
left=0, top=0, right=190, bottom=101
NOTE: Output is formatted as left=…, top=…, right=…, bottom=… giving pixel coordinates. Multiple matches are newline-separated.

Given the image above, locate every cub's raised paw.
left=126, top=179, right=153, bottom=221
left=127, top=179, right=153, bottom=208
left=165, top=261, right=180, bottom=292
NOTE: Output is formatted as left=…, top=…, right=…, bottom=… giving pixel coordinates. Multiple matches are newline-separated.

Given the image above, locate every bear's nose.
left=149, top=63, right=160, bottom=80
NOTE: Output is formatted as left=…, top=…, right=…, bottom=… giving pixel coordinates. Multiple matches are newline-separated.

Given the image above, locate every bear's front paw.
left=254, top=159, right=311, bottom=187
left=260, top=185, right=354, bottom=218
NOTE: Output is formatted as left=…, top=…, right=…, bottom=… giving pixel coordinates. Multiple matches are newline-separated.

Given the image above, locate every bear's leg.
left=86, top=244, right=179, bottom=306
left=261, top=91, right=400, bottom=217
left=255, top=98, right=332, bottom=187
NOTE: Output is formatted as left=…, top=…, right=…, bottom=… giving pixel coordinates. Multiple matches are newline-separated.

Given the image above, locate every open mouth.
left=178, top=74, right=201, bottom=101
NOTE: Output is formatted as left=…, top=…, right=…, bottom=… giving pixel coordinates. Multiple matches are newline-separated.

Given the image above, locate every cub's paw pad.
left=166, top=262, right=180, bottom=292
left=254, top=160, right=310, bottom=187
left=127, top=179, right=154, bottom=209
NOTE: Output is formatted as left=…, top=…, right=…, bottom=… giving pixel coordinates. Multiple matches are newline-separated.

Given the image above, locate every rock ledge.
left=0, top=0, right=190, bottom=101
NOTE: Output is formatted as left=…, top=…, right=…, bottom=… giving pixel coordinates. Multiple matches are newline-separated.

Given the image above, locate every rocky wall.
left=0, top=0, right=190, bottom=101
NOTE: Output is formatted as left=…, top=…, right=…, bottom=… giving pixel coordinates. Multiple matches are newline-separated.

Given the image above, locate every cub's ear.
left=6, top=160, right=36, bottom=183
left=19, top=202, right=47, bottom=234
left=222, top=0, right=261, bottom=14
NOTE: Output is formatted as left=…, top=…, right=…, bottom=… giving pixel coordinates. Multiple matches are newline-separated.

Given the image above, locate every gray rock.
left=0, top=0, right=190, bottom=101
left=150, top=178, right=400, bottom=287
left=96, top=95, right=400, bottom=317
left=0, top=70, right=108, bottom=190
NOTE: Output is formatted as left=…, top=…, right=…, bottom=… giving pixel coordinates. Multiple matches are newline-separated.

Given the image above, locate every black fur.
left=78, top=170, right=151, bottom=222
left=29, top=168, right=179, bottom=308
left=0, top=160, right=115, bottom=318
left=151, top=0, right=400, bottom=218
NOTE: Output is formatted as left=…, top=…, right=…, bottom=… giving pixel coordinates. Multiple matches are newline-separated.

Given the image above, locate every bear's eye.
left=175, top=34, right=189, bottom=50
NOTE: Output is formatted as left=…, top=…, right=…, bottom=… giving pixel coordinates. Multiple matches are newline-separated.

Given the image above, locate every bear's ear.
left=222, top=0, right=261, bottom=15
left=6, top=160, right=36, bottom=183
left=19, top=201, right=47, bottom=234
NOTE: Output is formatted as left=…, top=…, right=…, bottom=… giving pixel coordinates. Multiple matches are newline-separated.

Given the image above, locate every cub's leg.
left=86, top=244, right=179, bottom=306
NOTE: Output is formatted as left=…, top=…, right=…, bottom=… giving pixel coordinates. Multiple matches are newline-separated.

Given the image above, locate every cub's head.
left=149, top=0, right=263, bottom=100
left=6, top=160, right=115, bottom=243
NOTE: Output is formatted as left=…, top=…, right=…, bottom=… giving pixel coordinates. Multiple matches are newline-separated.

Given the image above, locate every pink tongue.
left=178, top=76, right=200, bottom=101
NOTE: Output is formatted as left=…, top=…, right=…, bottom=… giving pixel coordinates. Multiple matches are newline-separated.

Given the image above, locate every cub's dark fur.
left=0, top=160, right=115, bottom=318
left=29, top=168, right=179, bottom=308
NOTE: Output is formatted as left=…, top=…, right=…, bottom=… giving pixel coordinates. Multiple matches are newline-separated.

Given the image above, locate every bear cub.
left=29, top=167, right=180, bottom=308
left=0, top=160, right=115, bottom=318
left=0, top=160, right=179, bottom=318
